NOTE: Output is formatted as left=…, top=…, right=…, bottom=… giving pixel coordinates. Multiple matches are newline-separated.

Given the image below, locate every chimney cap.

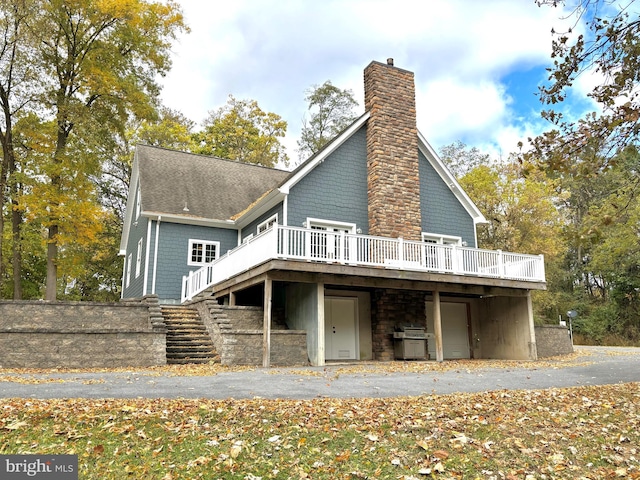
left=387, top=58, right=394, bottom=66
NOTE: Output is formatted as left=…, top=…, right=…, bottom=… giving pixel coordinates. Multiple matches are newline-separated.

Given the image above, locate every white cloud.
left=160, top=0, right=581, bottom=163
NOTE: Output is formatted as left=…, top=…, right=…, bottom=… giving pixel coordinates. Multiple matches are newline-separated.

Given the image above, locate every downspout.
left=120, top=254, right=126, bottom=299
left=151, top=216, right=161, bottom=294
left=143, top=219, right=152, bottom=296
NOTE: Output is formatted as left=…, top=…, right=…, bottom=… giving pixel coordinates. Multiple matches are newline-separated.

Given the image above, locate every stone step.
left=168, top=357, right=218, bottom=365
left=161, top=306, right=219, bottom=365
left=165, top=324, right=208, bottom=330
left=167, top=338, right=214, bottom=349
left=167, top=345, right=216, bottom=354
left=167, top=351, right=218, bottom=360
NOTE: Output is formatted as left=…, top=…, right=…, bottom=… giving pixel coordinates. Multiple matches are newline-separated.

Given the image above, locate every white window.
left=257, top=214, right=278, bottom=234
left=422, top=233, right=462, bottom=246
left=126, top=254, right=132, bottom=288
left=188, top=239, right=219, bottom=266
left=135, top=238, right=143, bottom=278
left=135, top=189, right=141, bottom=220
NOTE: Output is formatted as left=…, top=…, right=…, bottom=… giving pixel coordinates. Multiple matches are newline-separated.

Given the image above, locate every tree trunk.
left=46, top=224, right=58, bottom=301
left=12, top=194, right=22, bottom=299
left=0, top=133, right=9, bottom=295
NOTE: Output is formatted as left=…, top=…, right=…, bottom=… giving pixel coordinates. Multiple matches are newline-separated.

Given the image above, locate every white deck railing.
left=182, top=224, right=545, bottom=302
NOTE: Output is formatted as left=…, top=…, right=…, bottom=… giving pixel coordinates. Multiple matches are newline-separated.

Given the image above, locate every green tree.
left=23, top=0, right=186, bottom=300
left=579, top=147, right=640, bottom=339
left=297, top=80, right=358, bottom=161
left=531, top=0, right=640, bottom=171
left=439, top=141, right=491, bottom=178
left=194, top=95, right=288, bottom=168
left=0, top=0, right=43, bottom=298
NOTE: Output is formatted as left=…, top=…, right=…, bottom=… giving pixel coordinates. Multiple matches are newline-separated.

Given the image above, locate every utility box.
left=393, top=326, right=427, bottom=360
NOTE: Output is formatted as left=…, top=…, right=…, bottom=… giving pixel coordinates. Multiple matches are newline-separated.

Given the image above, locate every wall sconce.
left=356, top=228, right=362, bottom=234
left=462, top=241, right=468, bottom=247
left=302, top=221, right=308, bottom=228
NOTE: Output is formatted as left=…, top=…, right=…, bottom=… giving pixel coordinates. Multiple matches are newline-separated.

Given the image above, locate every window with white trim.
left=421, top=233, right=462, bottom=245
left=188, top=239, right=219, bottom=266
left=126, top=254, right=132, bottom=288
left=307, top=218, right=356, bottom=260
left=135, top=238, right=143, bottom=278
left=422, top=233, right=461, bottom=271
left=135, top=189, right=141, bottom=220
left=257, top=214, right=278, bottom=234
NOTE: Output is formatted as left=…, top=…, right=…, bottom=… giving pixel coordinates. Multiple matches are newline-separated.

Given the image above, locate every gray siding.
left=287, top=128, right=369, bottom=231
left=419, top=150, right=476, bottom=247
left=241, top=203, right=284, bottom=241
left=153, top=222, right=239, bottom=301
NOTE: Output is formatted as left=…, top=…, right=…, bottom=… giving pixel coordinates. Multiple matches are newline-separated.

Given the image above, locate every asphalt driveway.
left=1, top=346, right=638, bottom=400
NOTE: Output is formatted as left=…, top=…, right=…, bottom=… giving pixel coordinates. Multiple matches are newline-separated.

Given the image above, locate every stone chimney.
left=364, top=59, right=422, bottom=241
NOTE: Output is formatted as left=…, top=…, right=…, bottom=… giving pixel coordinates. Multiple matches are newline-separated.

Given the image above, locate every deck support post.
left=262, top=276, right=273, bottom=367
left=433, top=289, right=444, bottom=362
left=526, top=290, right=538, bottom=361
left=317, top=282, right=326, bottom=366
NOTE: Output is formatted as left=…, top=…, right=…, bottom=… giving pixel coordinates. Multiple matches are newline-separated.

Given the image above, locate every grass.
left=2, top=382, right=639, bottom=479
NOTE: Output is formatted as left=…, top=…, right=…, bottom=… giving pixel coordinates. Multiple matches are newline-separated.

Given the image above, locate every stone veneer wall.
left=0, top=296, right=166, bottom=368
left=371, top=289, right=426, bottom=361
left=534, top=325, right=574, bottom=358
left=193, top=299, right=308, bottom=366
left=364, top=59, right=422, bottom=241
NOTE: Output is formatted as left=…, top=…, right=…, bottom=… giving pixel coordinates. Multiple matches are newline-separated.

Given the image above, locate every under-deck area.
left=199, top=258, right=546, bottom=367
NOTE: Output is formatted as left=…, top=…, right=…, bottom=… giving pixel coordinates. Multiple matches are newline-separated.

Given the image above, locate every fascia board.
left=143, top=212, right=237, bottom=229
left=119, top=151, right=140, bottom=254
left=417, top=131, right=488, bottom=225
left=234, top=188, right=287, bottom=228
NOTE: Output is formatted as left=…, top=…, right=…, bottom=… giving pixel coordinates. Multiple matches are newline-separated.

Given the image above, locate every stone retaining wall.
left=535, top=325, right=574, bottom=358
left=220, top=330, right=308, bottom=366
left=192, top=299, right=308, bottom=365
left=0, top=296, right=166, bottom=368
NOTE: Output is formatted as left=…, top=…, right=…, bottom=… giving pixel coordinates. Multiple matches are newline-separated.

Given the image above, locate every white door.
left=311, top=225, right=351, bottom=260
left=325, top=297, right=358, bottom=360
left=426, top=302, right=470, bottom=359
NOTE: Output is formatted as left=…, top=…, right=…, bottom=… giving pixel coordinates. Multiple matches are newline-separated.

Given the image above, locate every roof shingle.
left=136, top=144, right=290, bottom=221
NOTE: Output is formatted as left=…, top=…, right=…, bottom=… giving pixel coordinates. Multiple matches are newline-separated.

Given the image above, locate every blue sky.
left=159, top=0, right=598, bottom=165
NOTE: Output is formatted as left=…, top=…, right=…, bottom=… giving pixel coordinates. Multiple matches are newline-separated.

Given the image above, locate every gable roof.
left=136, top=144, right=289, bottom=220
left=119, top=145, right=289, bottom=254
left=239, top=113, right=486, bottom=227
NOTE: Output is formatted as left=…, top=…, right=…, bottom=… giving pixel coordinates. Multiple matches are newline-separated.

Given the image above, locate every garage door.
left=426, top=302, right=470, bottom=359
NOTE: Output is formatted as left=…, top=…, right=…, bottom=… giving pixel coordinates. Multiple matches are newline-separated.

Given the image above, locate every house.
left=119, top=59, right=546, bottom=366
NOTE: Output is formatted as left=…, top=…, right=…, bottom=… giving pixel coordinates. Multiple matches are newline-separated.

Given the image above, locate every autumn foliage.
left=1, top=382, right=638, bottom=479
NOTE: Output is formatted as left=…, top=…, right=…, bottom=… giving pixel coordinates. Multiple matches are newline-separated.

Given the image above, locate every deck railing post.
left=498, top=250, right=504, bottom=278
left=273, top=222, right=280, bottom=257
left=398, top=237, right=404, bottom=267
left=451, top=245, right=459, bottom=274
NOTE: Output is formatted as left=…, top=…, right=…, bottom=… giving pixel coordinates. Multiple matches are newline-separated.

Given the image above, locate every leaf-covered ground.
left=2, top=382, right=639, bottom=479
left=0, top=350, right=596, bottom=384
